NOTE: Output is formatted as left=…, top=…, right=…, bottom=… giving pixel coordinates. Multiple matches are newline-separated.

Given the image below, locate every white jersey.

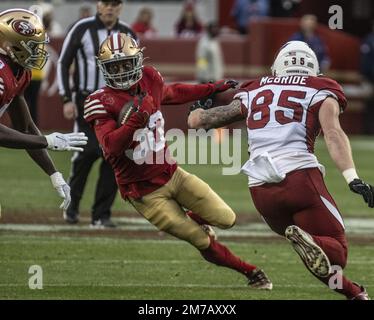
left=234, top=75, right=347, bottom=186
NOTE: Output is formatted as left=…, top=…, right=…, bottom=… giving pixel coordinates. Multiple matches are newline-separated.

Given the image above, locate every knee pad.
left=147, top=206, right=211, bottom=250
left=164, top=220, right=211, bottom=250
left=216, top=207, right=236, bottom=229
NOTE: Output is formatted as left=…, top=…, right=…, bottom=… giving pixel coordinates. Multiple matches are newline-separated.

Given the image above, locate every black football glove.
left=349, top=179, right=374, bottom=208
left=213, top=79, right=239, bottom=93
left=189, top=96, right=214, bottom=113
left=189, top=80, right=239, bottom=114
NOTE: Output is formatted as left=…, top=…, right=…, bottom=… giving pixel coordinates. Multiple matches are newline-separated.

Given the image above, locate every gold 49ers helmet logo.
left=11, top=20, right=36, bottom=36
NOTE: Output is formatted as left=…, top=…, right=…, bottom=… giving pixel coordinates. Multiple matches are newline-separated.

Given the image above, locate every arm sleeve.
left=161, top=82, right=216, bottom=105
left=57, top=24, right=82, bottom=102
left=92, top=113, right=146, bottom=157
left=83, top=94, right=147, bottom=157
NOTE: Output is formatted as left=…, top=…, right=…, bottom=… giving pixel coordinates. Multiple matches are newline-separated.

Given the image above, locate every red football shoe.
left=351, top=284, right=370, bottom=300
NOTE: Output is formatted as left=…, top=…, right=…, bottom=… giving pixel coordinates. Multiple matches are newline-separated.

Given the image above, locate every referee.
left=57, top=0, right=137, bottom=227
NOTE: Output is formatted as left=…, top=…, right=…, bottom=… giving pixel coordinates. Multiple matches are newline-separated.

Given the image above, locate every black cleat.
left=63, top=210, right=79, bottom=224
left=90, top=218, right=117, bottom=229
left=247, top=268, right=273, bottom=290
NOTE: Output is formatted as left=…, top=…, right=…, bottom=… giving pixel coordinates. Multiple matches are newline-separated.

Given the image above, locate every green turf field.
left=0, top=134, right=373, bottom=300
left=1, top=235, right=373, bottom=300
left=0, top=135, right=373, bottom=216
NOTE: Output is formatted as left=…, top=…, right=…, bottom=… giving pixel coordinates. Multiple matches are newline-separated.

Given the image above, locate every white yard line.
left=0, top=283, right=372, bottom=290
left=0, top=283, right=346, bottom=289
left=0, top=259, right=373, bottom=265
left=1, top=218, right=374, bottom=236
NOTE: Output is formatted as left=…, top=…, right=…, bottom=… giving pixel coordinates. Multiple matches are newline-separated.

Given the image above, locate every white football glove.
left=50, top=172, right=71, bottom=210
left=45, top=132, right=88, bottom=152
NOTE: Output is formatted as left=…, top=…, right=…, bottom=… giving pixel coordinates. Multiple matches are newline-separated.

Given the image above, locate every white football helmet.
left=271, top=41, right=320, bottom=77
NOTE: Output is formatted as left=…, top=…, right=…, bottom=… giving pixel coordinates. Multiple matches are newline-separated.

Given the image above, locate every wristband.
left=342, top=168, right=359, bottom=184
left=45, top=134, right=53, bottom=149
left=50, top=172, right=64, bottom=188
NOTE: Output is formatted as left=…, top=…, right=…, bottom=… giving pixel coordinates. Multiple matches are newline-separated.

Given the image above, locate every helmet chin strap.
left=128, top=82, right=141, bottom=95
left=0, top=46, right=22, bottom=67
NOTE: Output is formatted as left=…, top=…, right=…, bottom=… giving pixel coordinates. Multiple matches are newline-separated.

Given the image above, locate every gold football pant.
left=128, top=167, right=236, bottom=250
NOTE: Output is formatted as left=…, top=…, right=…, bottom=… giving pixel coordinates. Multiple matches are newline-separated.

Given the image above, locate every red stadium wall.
left=1, top=19, right=364, bottom=134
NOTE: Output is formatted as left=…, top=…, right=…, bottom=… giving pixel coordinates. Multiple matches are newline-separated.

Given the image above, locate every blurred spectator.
left=360, top=20, right=374, bottom=135
left=175, top=1, right=203, bottom=38
left=270, top=0, right=301, bottom=17
left=196, top=22, right=224, bottom=83
left=79, top=3, right=93, bottom=19
left=132, top=7, right=157, bottom=38
left=231, top=0, right=270, bottom=35
left=25, top=2, right=63, bottom=124
left=289, top=14, right=330, bottom=72
left=38, top=2, right=64, bottom=37
left=67, top=3, right=94, bottom=31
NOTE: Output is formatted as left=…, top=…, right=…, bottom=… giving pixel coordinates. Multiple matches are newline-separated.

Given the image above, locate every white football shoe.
left=285, top=225, right=331, bottom=278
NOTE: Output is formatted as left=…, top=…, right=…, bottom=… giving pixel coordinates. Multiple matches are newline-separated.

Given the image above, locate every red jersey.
left=0, top=55, right=31, bottom=118
left=84, top=66, right=219, bottom=199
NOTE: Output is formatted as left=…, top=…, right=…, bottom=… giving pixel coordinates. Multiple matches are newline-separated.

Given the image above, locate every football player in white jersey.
left=188, top=41, right=373, bottom=300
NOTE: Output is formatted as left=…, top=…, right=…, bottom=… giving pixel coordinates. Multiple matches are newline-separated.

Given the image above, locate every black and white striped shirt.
left=57, top=14, right=137, bottom=104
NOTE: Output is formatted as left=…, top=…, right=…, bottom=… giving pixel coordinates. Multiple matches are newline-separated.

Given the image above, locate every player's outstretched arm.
left=0, top=123, right=87, bottom=152
left=188, top=99, right=245, bottom=130
left=6, top=95, right=78, bottom=209
left=162, top=80, right=238, bottom=105
left=0, top=122, right=49, bottom=149
left=319, top=97, right=374, bottom=208
left=6, top=96, right=87, bottom=151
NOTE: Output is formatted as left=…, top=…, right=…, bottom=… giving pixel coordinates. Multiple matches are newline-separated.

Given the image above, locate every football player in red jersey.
left=0, top=9, right=87, bottom=209
left=189, top=41, right=373, bottom=300
left=83, top=32, right=272, bottom=290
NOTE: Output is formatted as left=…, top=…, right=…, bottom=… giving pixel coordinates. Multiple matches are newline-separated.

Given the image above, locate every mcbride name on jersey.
left=84, top=66, right=222, bottom=199
left=0, top=55, right=31, bottom=118
left=234, top=75, right=347, bottom=187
